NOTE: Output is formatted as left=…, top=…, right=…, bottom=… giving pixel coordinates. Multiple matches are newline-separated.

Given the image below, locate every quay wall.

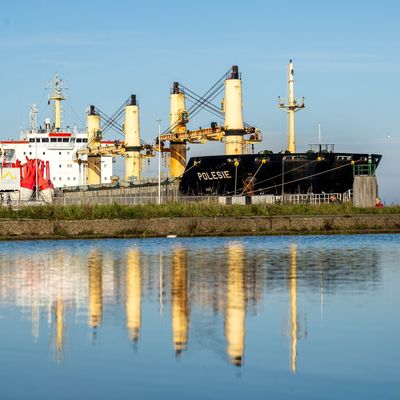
left=0, top=214, right=399, bottom=239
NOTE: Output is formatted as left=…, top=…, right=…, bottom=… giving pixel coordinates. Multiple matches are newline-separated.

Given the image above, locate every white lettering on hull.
left=197, top=171, right=232, bottom=181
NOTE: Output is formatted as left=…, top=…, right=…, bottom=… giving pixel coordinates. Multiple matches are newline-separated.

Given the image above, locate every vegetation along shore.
left=0, top=203, right=399, bottom=240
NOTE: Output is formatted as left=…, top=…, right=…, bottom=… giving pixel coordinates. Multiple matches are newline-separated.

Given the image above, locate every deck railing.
left=2, top=190, right=353, bottom=207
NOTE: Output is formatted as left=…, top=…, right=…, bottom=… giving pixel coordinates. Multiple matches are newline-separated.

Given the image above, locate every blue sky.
left=0, top=0, right=398, bottom=201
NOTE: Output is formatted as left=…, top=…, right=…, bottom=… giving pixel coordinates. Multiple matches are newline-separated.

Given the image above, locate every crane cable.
left=223, top=159, right=318, bottom=197
left=82, top=99, right=149, bottom=152
left=240, top=160, right=266, bottom=195
left=179, top=81, right=254, bottom=129
left=185, top=95, right=224, bottom=121
left=250, top=160, right=358, bottom=196
left=158, top=68, right=230, bottom=137
left=181, top=84, right=224, bottom=118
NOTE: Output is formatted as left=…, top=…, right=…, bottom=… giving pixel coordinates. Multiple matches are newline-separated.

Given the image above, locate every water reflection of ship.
left=171, top=247, right=189, bottom=355
left=54, top=296, right=64, bottom=363
left=51, top=251, right=66, bottom=363
left=289, top=244, right=299, bottom=373
left=0, top=242, right=382, bottom=369
left=225, top=243, right=246, bottom=366
left=88, top=251, right=103, bottom=338
left=125, top=249, right=141, bottom=342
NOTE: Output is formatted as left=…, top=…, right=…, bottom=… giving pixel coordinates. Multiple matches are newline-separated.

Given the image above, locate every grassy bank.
left=1, top=203, right=400, bottom=220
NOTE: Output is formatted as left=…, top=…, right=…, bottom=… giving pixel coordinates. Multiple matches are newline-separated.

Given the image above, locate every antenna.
left=30, top=104, right=38, bottom=132
left=318, top=123, right=323, bottom=153
left=318, top=123, right=321, bottom=144
left=48, top=73, right=66, bottom=131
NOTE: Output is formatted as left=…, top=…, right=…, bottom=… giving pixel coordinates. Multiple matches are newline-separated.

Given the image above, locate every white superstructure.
left=0, top=75, right=113, bottom=188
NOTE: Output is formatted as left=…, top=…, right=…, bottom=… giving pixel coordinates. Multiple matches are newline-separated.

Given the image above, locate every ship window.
left=59, top=177, right=61, bottom=180
left=71, top=138, right=75, bottom=142
left=29, top=152, right=32, bottom=155
left=59, top=165, right=62, bottom=168
left=36, top=138, right=40, bottom=142
left=83, top=138, right=88, bottom=143
left=62, top=138, right=69, bottom=142
left=50, top=138, right=57, bottom=142
left=43, top=152, right=45, bottom=155
left=76, top=138, right=82, bottom=143
left=23, top=152, right=26, bottom=155
left=42, top=138, right=49, bottom=142
left=67, top=177, right=70, bottom=181
left=29, top=138, right=35, bottom=143
left=59, top=152, right=61, bottom=155
left=57, top=138, right=62, bottom=142
left=73, top=177, right=76, bottom=180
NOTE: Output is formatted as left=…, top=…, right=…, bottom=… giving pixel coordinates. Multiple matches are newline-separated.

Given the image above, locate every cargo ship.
left=179, top=150, right=382, bottom=196
left=0, top=61, right=382, bottom=202
left=174, top=61, right=382, bottom=196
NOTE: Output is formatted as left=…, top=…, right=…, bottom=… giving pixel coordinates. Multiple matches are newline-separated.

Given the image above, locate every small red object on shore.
left=375, top=198, right=384, bottom=208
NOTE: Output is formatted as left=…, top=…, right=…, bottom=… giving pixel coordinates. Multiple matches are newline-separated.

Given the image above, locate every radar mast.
left=48, top=74, right=65, bottom=131
left=279, top=60, right=305, bottom=153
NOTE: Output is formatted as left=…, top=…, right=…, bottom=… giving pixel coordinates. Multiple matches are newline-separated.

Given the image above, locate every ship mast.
left=48, top=74, right=65, bottom=131
left=29, top=104, right=38, bottom=132
left=279, top=60, right=304, bottom=153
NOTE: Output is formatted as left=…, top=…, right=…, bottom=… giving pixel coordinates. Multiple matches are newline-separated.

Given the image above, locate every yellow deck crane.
left=75, top=95, right=154, bottom=185
left=158, top=66, right=262, bottom=178
left=75, top=66, right=262, bottom=183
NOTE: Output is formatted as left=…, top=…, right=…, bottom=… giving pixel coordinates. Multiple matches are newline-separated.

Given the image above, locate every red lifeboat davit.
left=37, top=159, right=53, bottom=203
left=16, top=157, right=54, bottom=202
left=19, top=157, right=36, bottom=200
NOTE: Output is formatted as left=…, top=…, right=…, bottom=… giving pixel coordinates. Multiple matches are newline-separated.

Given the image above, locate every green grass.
left=0, top=202, right=399, bottom=220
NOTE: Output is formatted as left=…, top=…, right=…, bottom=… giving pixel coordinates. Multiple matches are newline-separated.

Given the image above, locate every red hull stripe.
left=1, top=140, right=29, bottom=144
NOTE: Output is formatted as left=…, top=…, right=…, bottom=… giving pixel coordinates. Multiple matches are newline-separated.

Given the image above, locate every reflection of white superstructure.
left=0, top=75, right=113, bottom=188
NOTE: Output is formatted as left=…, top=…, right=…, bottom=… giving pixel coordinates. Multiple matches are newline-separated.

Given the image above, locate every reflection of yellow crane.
left=125, top=249, right=141, bottom=342
left=280, top=244, right=306, bottom=373
left=171, top=247, right=189, bottom=355
left=225, top=242, right=246, bottom=366
left=88, top=251, right=103, bottom=332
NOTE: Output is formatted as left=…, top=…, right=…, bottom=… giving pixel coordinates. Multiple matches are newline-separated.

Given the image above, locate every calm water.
left=0, top=235, right=399, bottom=399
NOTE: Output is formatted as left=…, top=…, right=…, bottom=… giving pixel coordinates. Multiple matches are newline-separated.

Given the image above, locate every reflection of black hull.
left=179, top=153, right=382, bottom=196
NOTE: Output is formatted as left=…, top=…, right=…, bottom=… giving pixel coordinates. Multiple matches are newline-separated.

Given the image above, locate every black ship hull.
left=179, top=152, right=382, bottom=196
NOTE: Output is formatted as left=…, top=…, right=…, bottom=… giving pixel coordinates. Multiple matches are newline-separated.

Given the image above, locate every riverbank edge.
left=0, top=214, right=399, bottom=240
